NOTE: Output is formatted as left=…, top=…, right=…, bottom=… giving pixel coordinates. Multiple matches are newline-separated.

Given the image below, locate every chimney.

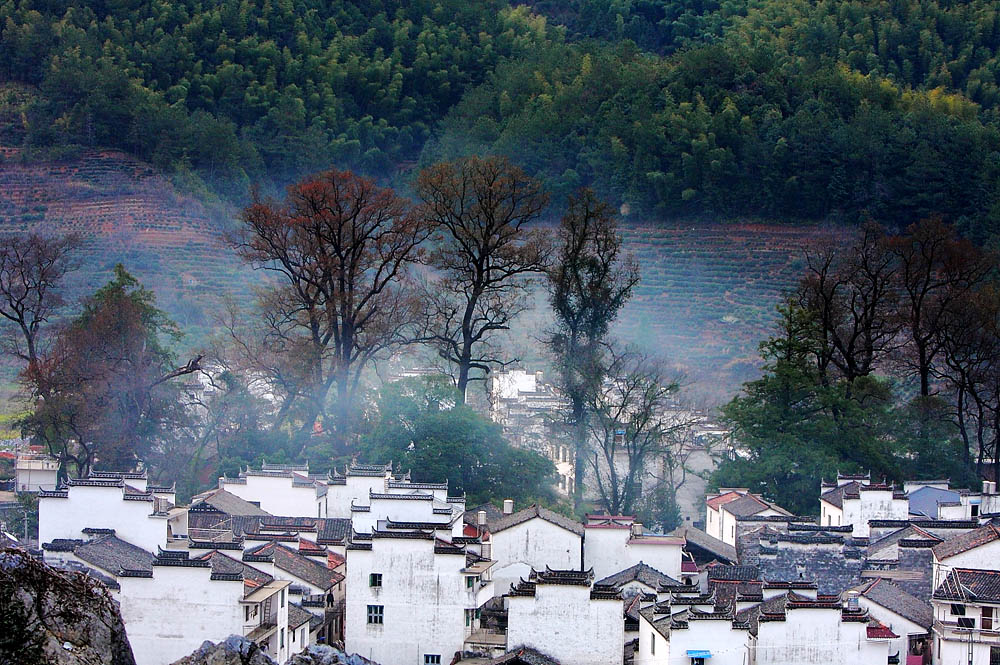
left=631, top=523, right=644, bottom=537
left=477, top=510, right=487, bottom=526
left=503, top=499, right=514, bottom=515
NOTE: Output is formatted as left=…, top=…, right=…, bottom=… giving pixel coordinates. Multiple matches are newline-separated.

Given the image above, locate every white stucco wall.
left=344, top=538, right=471, bottom=665
left=634, top=615, right=670, bottom=665
left=670, top=619, right=751, bottom=665
left=223, top=475, right=317, bottom=517
left=842, top=491, right=908, bottom=538
left=119, top=567, right=245, bottom=665
left=820, top=501, right=844, bottom=528
left=506, top=583, right=624, bottom=665
left=859, top=597, right=926, bottom=662
left=15, top=465, right=58, bottom=492
left=584, top=527, right=682, bottom=580
left=490, top=519, right=582, bottom=595
left=755, top=608, right=884, bottom=665
left=38, top=486, right=167, bottom=552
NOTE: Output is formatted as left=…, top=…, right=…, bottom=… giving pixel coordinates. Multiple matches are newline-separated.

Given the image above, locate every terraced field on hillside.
left=611, top=223, right=837, bottom=401
left=0, top=148, right=835, bottom=402
left=0, top=148, right=244, bottom=339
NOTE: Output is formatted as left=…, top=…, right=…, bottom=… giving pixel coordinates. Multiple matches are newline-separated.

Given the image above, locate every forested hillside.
left=1, top=0, right=999, bottom=231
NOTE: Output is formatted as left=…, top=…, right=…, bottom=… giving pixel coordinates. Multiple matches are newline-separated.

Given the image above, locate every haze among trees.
left=714, top=220, right=1000, bottom=515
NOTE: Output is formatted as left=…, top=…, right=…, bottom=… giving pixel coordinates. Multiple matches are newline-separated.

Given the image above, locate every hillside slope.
left=0, top=148, right=822, bottom=401
left=0, top=148, right=243, bottom=334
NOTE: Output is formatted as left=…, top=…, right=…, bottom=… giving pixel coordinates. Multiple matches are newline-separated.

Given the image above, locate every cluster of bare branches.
left=794, top=217, right=1000, bottom=475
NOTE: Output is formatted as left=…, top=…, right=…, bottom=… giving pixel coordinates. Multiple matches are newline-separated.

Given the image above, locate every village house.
left=584, top=514, right=684, bottom=580
left=931, top=568, right=1000, bottom=665
left=489, top=369, right=575, bottom=497
left=37, top=472, right=180, bottom=553
left=505, top=567, right=624, bottom=665
left=705, top=489, right=793, bottom=547
left=219, top=462, right=327, bottom=518
left=819, top=473, right=909, bottom=537
left=850, top=578, right=933, bottom=664
left=486, top=502, right=585, bottom=594
left=344, top=528, right=495, bottom=665
left=14, top=443, right=59, bottom=492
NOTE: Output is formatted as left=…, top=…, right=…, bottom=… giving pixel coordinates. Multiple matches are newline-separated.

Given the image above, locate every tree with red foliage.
left=235, top=168, right=431, bottom=450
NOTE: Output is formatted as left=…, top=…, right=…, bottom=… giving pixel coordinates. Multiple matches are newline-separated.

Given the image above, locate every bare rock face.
left=168, top=636, right=276, bottom=665
left=169, top=639, right=377, bottom=665
left=0, top=547, right=137, bottom=665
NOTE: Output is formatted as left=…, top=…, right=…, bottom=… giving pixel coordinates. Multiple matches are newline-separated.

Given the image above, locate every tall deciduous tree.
left=891, top=218, right=993, bottom=397
left=22, top=265, right=200, bottom=478
left=586, top=347, right=684, bottom=517
left=547, top=188, right=638, bottom=511
left=417, top=156, right=550, bottom=402
left=236, top=169, right=431, bottom=451
left=0, top=233, right=78, bottom=369
left=795, top=222, right=900, bottom=385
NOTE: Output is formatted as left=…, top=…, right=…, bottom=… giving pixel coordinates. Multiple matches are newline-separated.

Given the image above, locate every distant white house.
left=705, top=489, right=792, bottom=546
left=583, top=514, right=684, bottom=580
left=14, top=444, right=59, bottom=492
left=819, top=473, right=908, bottom=537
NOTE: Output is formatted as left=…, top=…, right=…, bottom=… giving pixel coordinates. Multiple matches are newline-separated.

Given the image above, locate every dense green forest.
left=2, top=0, right=1000, bottom=232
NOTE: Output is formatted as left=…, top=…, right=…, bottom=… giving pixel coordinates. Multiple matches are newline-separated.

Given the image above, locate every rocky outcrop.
left=169, top=638, right=377, bottom=665
left=0, top=547, right=136, bottom=665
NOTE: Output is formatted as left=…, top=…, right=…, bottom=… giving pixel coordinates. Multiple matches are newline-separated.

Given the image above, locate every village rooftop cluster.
left=7, top=452, right=1000, bottom=665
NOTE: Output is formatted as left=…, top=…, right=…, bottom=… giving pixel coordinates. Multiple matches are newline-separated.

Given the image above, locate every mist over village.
left=4, top=2, right=1000, bottom=665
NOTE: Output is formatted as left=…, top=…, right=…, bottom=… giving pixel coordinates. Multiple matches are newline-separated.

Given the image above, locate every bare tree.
left=416, top=156, right=550, bottom=402
left=795, top=222, right=900, bottom=385
left=547, top=188, right=639, bottom=511
left=586, top=348, right=686, bottom=517
left=236, top=169, right=431, bottom=450
left=890, top=218, right=993, bottom=397
left=0, top=233, right=79, bottom=369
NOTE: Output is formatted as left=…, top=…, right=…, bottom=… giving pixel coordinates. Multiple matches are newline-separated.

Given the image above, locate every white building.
left=344, top=528, right=495, bottom=665
left=819, top=473, right=909, bottom=537
left=489, top=369, right=574, bottom=497
left=851, top=578, right=933, bottom=663
left=487, top=503, right=584, bottom=594
left=506, top=568, right=624, bottom=665
left=931, top=567, right=1000, bottom=665
left=635, top=585, right=889, bottom=665
left=14, top=444, right=59, bottom=491
left=705, top=489, right=792, bottom=547
left=584, top=514, right=684, bottom=580
left=38, top=473, right=179, bottom=552
left=219, top=462, right=325, bottom=518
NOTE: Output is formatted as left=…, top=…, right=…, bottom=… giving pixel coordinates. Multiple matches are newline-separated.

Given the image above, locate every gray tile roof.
left=931, top=524, right=1000, bottom=560
left=243, top=541, right=343, bottom=590
left=723, top=494, right=771, bottom=517
left=490, top=505, right=584, bottom=536
left=857, top=578, right=933, bottom=629
left=287, top=602, right=314, bottom=630
left=190, top=489, right=270, bottom=516
left=197, top=550, right=272, bottom=585
left=820, top=482, right=860, bottom=509
left=491, top=647, right=562, bottom=665
left=595, top=562, right=682, bottom=589
left=933, top=568, right=1000, bottom=604
left=73, top=535, right=154, bottom=576
left=674, top=526, right=738, bottom=564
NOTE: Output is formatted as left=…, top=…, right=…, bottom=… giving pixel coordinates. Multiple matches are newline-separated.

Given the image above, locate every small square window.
left=990, top=646, right=1000, bottom=665
left=466, top=576, right=476, bottom=588
left=367, top=605, right=384, bottom=625
left=424, top=656, right=441, bottom=665
left=952, top=604, right=966, bottom=616
left=370, top=573, right=383, bottom=588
